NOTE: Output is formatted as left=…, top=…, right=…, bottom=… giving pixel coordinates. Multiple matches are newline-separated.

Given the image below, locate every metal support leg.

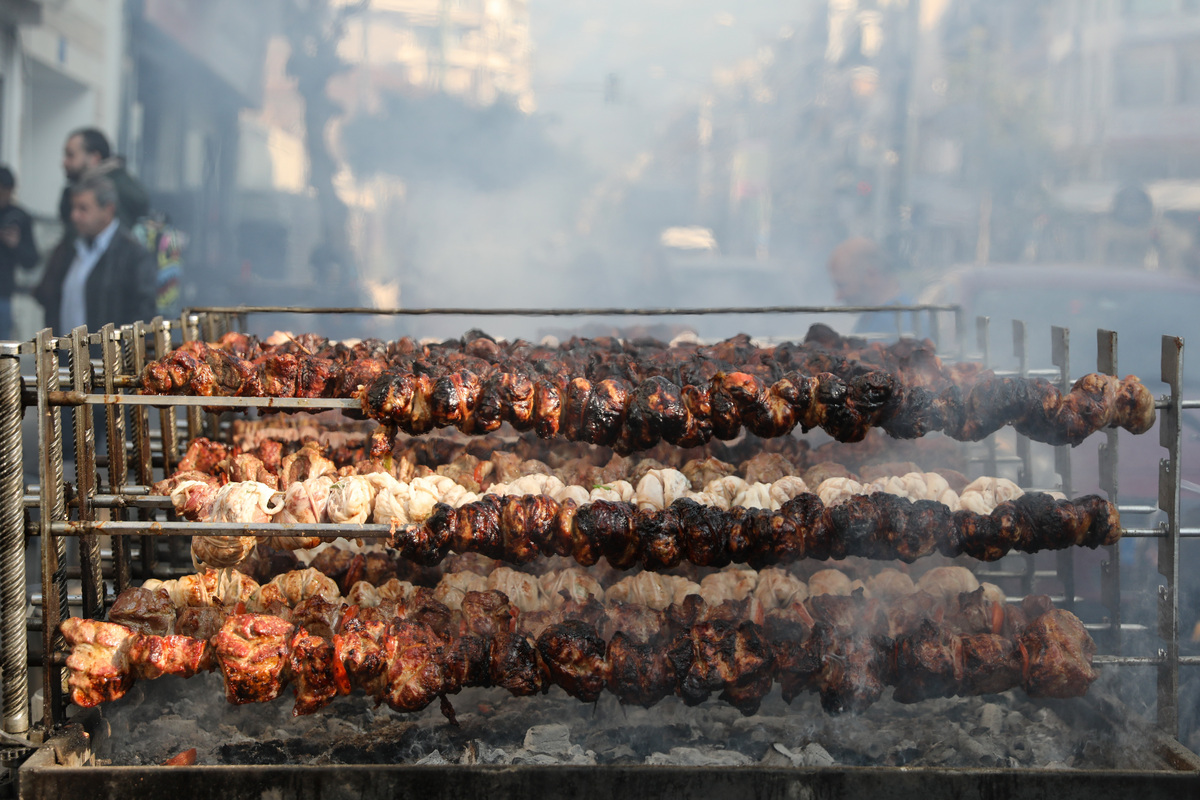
left=1052, top=326, right=1075, bottom=613
left=69, top=327, right=102, bottom=620
left=1158, top=335, right=1183, bottom=737
left=1013, top=321, right=1035, bottom=597
left=1097, top=330, right=1121, bottom=654
left=35, top=330, right=65, bottom=730
left=102, top=324, right=131, bottom=593
left=0, top=343, right=28, bottom=734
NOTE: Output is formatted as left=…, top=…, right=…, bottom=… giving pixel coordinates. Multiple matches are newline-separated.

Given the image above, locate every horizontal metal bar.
left=1121, top=528, right=1167, bottom=538
left=1118, top=504, right=1160, bottom=515
left=1093, top=655, right=1164, bottom=666
left=1182, top=399, right=1200, bottom=410
left=48, top=520, right=393, bottom=538
left=70, top=393, right=361, bottom=410
left=25, top=493, right=170, bottom=510
left=185, top=304, right=962, bottom=317
left=1083, top=623, right=1150, bottom=632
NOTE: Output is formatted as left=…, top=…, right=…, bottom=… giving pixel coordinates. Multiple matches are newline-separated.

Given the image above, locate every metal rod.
left=36, top=328, right=65, bottom=730
left=180, top=312, right=203, bottom=441
left=0, top=343, right=28, bottom=734
left=48, top=520, right=394, bottom=537
left=1013, top=319, right=1036, bottom=599
left=185, top=303, right=963, bottom=317
left=63, top=393, right=362, bottom=409
left=1098, top=329, right=1121, bottom=654
left=126, top=322, right=156, bottom=580
left=101, top=323, right=131, bottom=593
left=1157, top=334, right=1184, bottom=737
left=153, top=318, right=179, bottom=481
left=70, top=327, right=103, bottom=621
left=1051, top=325, right=1075, bottom=615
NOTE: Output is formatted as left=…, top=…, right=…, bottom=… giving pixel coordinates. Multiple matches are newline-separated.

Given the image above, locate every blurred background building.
left=0, top=0, right=1199, bottom=332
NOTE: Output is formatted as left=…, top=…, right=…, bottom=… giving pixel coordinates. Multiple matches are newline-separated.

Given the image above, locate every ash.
left=91, top=671, right=1158, bottom=770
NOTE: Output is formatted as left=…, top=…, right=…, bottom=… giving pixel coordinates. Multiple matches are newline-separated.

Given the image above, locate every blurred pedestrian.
left=34, top=175, right=155, bottom=332
left=0, top=166, right=37, bottom=339
left=58, top=128, right=148, bottom=231
left=39, top=129, right=152, bottom=331
left=827, top=236, right=916, bottom=336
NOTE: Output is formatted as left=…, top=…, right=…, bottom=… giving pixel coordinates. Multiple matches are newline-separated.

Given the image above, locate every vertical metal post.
left=1051, top=325, right=1075, bottom=613
left=69, top=327, right=103, bottom=620
left=35, top=329, right=65, bottom=729
left=0, top=343, right=28, bottom=734
left=976, top=317, right=997, bottom=479
left=181, top=313, right=203, bottom=441
left=153, top=318, right=178, bottom=477
left=201, top=312, right=222, bottom=439
left=954, top=307, right=966, bottom=362
left=1097, top=330, right=1121, bottom=654
left=101, top=324, right=131, bottom=593
left=1158, top=335, right=1183, bottom=737
left=1013, top=320, right=1035, bottom=598
left=125, top=322, right=156, bottom=579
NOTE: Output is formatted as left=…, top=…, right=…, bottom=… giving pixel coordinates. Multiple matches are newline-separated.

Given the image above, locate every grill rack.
left=0, top=303, right=1191, bottom=750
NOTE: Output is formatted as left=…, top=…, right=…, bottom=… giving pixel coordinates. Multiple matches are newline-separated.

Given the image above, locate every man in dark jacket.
left=58, top=128, right=149, bottom=230
left=0, top=166, right=37, bottom=339
left=37, top=175, right=155, bottom=332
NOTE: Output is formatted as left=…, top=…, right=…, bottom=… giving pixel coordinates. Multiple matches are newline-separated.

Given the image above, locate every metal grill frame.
left=0, top=304, right=1193, bottom=753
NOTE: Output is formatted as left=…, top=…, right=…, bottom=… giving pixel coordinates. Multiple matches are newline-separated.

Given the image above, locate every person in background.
left=38, top=129, right=151, bottom=331
left=36, top=175, right=155, bottom=332
left=826, top=236, right=916, bottom=336
left=0, top=166, right=37, bottom=339
left=58, top=128, right=149, bottom=231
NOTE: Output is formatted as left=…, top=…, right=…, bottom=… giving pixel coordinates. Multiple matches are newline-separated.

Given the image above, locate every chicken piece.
left=768, top=476, right=809, bottom=509
left=279, top=442, right=337, bottom=488
left=865, top=568, right=915, bottom=602
left=802, top=461, right=855, bottom=488
left=175, top=437, right=230, bottom=475
left=606, top=572, right=678, bottom=611
left=325, top=475, right=379, bottom=525
left=916, top=566, right=980, bottom=600
left=1019, top=609, right=1098, bottom=698
left=681, top=457, right=736, bottom=490
left=537, top=620, right=609, bottom=702
left=272, top=474, right=336, bottom=550
left=607, top=632, right=676, bottom=707
left=699, top=569, right=758, bottom=606
left=223, top=454, right=278, bottom=489
left=175, top=607, right=227, bottom=641
left=289, top=594, right=343, bottom=641
left=673, top=620, right=775, bottom=715
left=634, top=469, right=692, bottom=511
left=381, top=620, right=450, bottom=712
left=127, top=634, right=213, bottom=681
left=195, top=481, right=284, bottom=569
left=255, top=440, right=284, bottom=475
left=539, top=568, right=603, bottom=608
left=60, top=618, right=137, bottom=707
left=489, top=631, right=548, bottom=696
left=264, top=568, right=340, bottom=607
left=807, top=569, right=853, bottom=597
left=108, top=587, right=176, bottom=636
left=486, top=567, right=544, bottom=613
left=460, top=590, right=518, bottom=637
left=211, top=614, right=295, bottom=704
left=752, top=568, right=808, bottom=610
left=289, top=629, right=338, bottom=715
left=741, top=452, right=797, bottom=485
left=163, top=478, right=220, bottom=522
left=816, top=477, right=865, bottom=507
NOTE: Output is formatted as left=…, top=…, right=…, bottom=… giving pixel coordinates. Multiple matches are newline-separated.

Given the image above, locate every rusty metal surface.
left=0, top=346, right=27, bottom=734
left=17, top=763, right=1200, bottom=800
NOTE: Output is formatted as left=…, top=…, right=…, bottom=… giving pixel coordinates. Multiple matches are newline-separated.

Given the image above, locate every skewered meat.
left=142, top=329, right=1157, bottom=450
left=64, top=588, right=1096, bottom=717
left=404, top=491, right=1121, bottom=569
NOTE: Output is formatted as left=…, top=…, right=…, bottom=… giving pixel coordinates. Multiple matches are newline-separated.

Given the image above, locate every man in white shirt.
left=41, top=175, right=155, bottom=332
